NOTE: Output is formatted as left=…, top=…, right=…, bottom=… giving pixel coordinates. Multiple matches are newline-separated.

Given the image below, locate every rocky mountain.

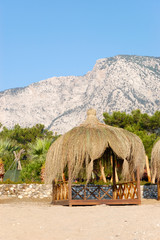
left=0, top=55, right=160, bottom=134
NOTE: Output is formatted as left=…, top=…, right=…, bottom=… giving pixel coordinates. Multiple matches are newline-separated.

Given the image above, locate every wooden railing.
left=115, top=181, right=138, bottom=199
left=72, top=185, right=112, bottom=200
left=52, top=181, right=68, bottom=201
left=52, top=181, right=138, bottom=202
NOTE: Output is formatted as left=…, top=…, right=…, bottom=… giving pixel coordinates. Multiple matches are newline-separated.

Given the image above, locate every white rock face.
left=0, top=55, right=160, bottom=134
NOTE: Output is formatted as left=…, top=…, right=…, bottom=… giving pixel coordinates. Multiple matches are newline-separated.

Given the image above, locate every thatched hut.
left=151, top=140, right=160, bottom=181
left=45, top=109, right=146, bottom=206
left=151, top=139, right=160, bottom=200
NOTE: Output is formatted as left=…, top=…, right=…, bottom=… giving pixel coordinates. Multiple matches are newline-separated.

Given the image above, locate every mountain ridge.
left=0, top=55, right=160, bottom=134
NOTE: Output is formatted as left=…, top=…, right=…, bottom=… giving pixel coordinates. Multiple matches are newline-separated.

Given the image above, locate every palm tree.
left=21, top=138, right=53, bottom=182
left=28, top=138, right=52, bottom=163
left=0, top=139, right=14, bottom=156
left=0, top=139, right=19, bottom=170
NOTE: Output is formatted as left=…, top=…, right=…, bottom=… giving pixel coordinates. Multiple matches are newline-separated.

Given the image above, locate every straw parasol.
left=151, top=139, right=160, bottom=181
left=45, top=109, right=146, bottom=184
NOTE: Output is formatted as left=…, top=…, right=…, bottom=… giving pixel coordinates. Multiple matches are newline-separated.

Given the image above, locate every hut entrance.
left=51, top=149, right=141, bottom=206
left=45, top=109, right=145, bottom=206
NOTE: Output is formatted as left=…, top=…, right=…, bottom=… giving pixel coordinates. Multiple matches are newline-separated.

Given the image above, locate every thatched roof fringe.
left=122, top=159, right=130, bottom=180
left=151, top=140, right=160, bottom=179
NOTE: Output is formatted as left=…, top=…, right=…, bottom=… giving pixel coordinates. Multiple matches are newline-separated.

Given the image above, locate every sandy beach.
left=1, top=198, right=160, bottom=240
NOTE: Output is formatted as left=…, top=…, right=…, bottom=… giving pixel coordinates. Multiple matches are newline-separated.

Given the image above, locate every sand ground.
left=0, top=198, right=160, bottom=240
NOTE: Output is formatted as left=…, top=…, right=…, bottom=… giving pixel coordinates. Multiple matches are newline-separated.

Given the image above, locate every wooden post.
left=52, top=180, right=56, bottom=204
left=110, top=154, right=113, bottom=183
left=84, top=185, right=86, bottom=200
left=62, top=172, right=66, bottom=182
left=145, top=155, right=151, bottom=182
left=157, top=179, right=160, bottom=201
left=99, top=160, right=107, bottom=183
left=151, top=172, right=156, bottom=184
left=136, top=166, right=141, bottom=204
left=115, top=157, right=119, bottom=183
left=68, top=160, right=72, bottom=207
left=132, top=172, right=135, bottom=181
left=110, top=153, right=118, bottom=183
left=112, top=151, right=117, bottom=200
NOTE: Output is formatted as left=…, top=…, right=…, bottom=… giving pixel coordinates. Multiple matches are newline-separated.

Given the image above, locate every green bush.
left=20, top=161, right=43, bottom=182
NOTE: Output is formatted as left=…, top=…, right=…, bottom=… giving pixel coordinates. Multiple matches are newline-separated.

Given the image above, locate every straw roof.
left=45, top=109, right=146, bottom=184
left=151, top=139, right=160, bottom=179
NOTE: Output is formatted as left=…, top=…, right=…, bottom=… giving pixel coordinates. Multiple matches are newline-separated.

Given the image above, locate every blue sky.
left=0, top=0, right=160, bottom=91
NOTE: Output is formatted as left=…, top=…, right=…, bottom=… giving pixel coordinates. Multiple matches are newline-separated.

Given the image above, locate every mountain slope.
left=0, top=55, right=160, bottom=134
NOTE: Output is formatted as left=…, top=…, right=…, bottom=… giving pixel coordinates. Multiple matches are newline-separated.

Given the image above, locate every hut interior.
left=45, top=109, right=146, bottom=206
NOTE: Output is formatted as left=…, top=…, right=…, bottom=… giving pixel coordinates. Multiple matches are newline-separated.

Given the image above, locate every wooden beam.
left=52, top=180, right=56, bottom=204
left=51, top=200, right=69, bottom=206
left=99, top=160, right=107, bottom=183
left=62, top=172, right=66, bottom=182
left=145, top=155, right=151, bottom=182
left=112, top=151, right=117, bottom=200
left=136, top=166, right=141, bottom=204
left=115, top=157, right=119, bottom=182
left=51, top=199, right=140, bottom=206
left=157, top=179, right=160, bottom=201
left=68, top=159, right=72, bottom=207
left=151, top=172, right=156, bottom=184
left=132, top=172, right=135, bottom=181
left=70, top=199, right=140, bottom=205
left=110, top=154, right=113, bottom=183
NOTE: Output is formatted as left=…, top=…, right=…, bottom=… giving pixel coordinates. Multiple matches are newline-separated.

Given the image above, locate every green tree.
left=0, top=124, right=53, bottom=147
left=0, top=123, right=60, bottom=182
left=150, top=111, right=160, bottom=133
left=0, top=123, right=57, bottom=165
left=28, top=138, right=52, bottom=163
left=0, top=139, right=20, bottom=170
left=20, top=161, right=43, bottom=182
left=20, top=138, right=53, bottom=182
left=103, top=109, right=160, bottom=159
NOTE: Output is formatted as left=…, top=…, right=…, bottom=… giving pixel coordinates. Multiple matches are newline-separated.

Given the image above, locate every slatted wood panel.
left=53, top=181, right=69, bottom=201
left=116, top=182, right=138, bottom=199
